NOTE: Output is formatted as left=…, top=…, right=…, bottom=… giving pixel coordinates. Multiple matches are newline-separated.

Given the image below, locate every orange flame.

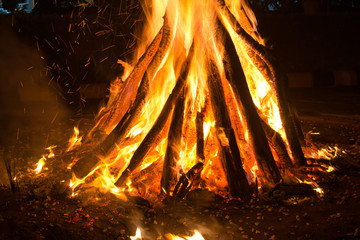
left=34, top=145, right=56, bottom=174
left=67, top=127, right=82, bottom=152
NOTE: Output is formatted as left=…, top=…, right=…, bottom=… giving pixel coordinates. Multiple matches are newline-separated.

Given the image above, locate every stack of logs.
left=67, top=0, right=306, bottom=201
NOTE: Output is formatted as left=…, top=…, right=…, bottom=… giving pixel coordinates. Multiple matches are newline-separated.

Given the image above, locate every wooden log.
left=132, top=160, right=162, bottom=183
left=97, top=16, right=172, bottom=153
left=171, top=104, right=207, bottom=197
left=99, top=16, right=173, bottom=154
left=114, top=43, right=195, bottom=187
left=216, top=18, right=282, bottom=184
left=271, top=62, right=307, bottom=167
left=216, top=2, right=306, bottom=167
left=85, top=22, right=167, bottom=144
left=207, top=59, right=253, bottom=200
left=160, top=88, right=185, bottom=194
left=260, top=117, right=293, bottom=169
left=71, top=17, right=172, bottom=179
left=196, top=111, right=205, bottom=162
left=173, top=162, right=204, bottom=198
left=289, top=105, right=305, bottom=146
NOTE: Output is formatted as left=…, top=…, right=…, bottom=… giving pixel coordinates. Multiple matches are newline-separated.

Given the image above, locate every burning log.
left=114, top=43, right=195, bottom=187
left=100, top=14, right=173, bottom=153
left=160, top=88, right=185, bottom=194
left=207, top=59, right=253, bottom=200
left=173, top=162, right=204, bottom=199
left=86, top=22, right=166, bottom=143
left=132, top=161, right=162, bottom=184
left=260, top=118, right=293, bottom=169
left=216, top=0, right=306, bottom=167
left=71, top=16, right=172, bottom=179
left=218, top=19, right=282, bottom=185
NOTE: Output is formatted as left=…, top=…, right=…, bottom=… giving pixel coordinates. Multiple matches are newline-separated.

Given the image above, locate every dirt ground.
left=0, top=87, right=359, bottom=240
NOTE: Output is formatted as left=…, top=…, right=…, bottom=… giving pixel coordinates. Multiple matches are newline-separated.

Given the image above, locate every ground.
left=0, top=87, right=359, bottom=240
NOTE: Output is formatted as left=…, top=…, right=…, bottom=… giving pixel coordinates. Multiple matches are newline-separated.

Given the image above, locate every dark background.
left=0, top=0, right=360, bottom=112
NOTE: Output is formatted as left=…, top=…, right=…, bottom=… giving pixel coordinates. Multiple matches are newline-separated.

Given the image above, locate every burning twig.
left=3, top=147, right=17, bottom=192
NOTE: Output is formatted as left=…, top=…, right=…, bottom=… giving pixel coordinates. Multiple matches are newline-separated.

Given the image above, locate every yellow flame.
left=130, top=228, right=142, bottom=240
left=165, top=230, right=205, bottom=240
left=185, top=230, right=205, bottom=240
left=34, top=156, right=46, bottom=174
left=326, top=166, right=335, bottom=172
left=34, top=145, right=56, bottom=174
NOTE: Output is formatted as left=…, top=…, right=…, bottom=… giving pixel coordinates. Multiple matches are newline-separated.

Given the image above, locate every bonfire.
left=34, top=0, right=337, bottom=202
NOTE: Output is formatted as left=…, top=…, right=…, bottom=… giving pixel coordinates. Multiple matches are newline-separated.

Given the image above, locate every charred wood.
left=160, top=89, right=185, bottom=194
left=216, top=1, right=306, bottom=167
left=207, top=59, right=253, bottom=200
left=260, top=118, right=293, bottom=169
left=289, top=105, right=305, bottom=146
left=173, top=162, right=204, bottom=199
left=3, top=148, right=17, bottom=192
left=196, top=111, right=205, bottom=162
left=270, top=183, right=316, bottom=199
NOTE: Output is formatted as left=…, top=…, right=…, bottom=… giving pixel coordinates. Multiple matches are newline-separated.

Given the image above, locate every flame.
left=130, top=228, right=143, bottom=240
left=59, top=0, right=330, bottom=200
left=34, top=156, right=46, bottom=174
left=185, top=230, right=205, bottom=240
left=34, top=145, right=56, bottom=174
left=165, top=230, right=205, bottom=240
left=296, top=177, right=324, bottom=197
left=304, top=145, right=340, bottom=160
left=67, top=127, right=82, bottom=152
